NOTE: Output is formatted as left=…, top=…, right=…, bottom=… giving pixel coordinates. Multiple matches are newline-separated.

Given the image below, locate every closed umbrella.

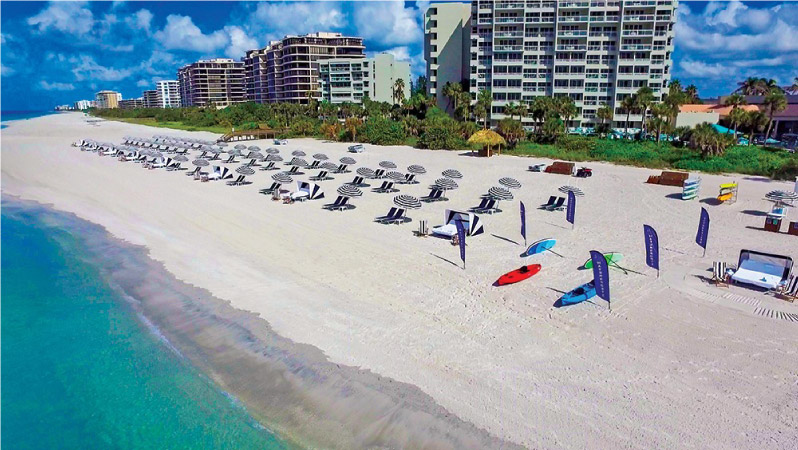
left=272, top=173, right=293, bottom=183
left=357, top=167, right=376, bottom=178
left=499, top=177, right=522, bottom=189
left=340, top=157, right=356, bottom=165
left=407, top=164, right=426, bottom=174
left=192, top=159, right=209, bottom=167
left=559, top=186, right=584, bottom=197
left=379, top=160, right=397, bottom=169
left=313, top=153, right=329, bottom=161
left=292, top=150, right=306, bottom=157
left=442, top=169, right=463, bottom=179
left=386, top=171, right=406, bottom=182
left=236, top=166, right=256, bottom=176
left=393, top=195, right=422, bottom=209
left=337, top=185, right=363, bottom=197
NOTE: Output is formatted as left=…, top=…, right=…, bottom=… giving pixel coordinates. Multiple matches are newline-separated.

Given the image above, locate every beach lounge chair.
left=334, top=164, right=349, bottom=174
left=374, top=169, right=386, bottom=179
left=323, top=196, right=354, bottom=211
left=373, top=181, right=397, bottom=193
left=403, top=174, right=418, bottom=184
left=308, top=160, right=320, bottom=169
left=346, top=176, right=367, bottom=187
left=186, top=167, right=202, bottom=177
left=259, top=182, right=281, bottom=195
left=471, top=197, right=490, bottom=212
left=528, top=163, right=547, bottom=172
left=546, top=197, right=566, bottom=211
left=375, top=208, right=407, bottom=224
left=223, top=155, right=238, bottom=164
left=226, top=175, right=249, bottom=186
left=539, top=196, right=556, bottom=209
left=421, top=188, right=444, bottom=203
left=244, top=158, right=261, bottom=167
left=780, top=276, right=798, bottom=302
left=208, top=153, right=221, bottom=161
left=166, top=162, right=183, bottom=171
left=310, top=170, right=332, bottom=181
left=259, top=161, right=277, bottom=171
left=375, top=207, right=397, bottom=223
left=712, top=261, right=729, bottom=287
left=286, top=166, right=302, bottom=175
left=197, top=151, right=208, bottom=159
left=473, top=199, right=498, bottom=214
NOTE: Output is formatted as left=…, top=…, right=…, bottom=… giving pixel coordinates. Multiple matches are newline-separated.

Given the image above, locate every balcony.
left=495, top=45, right=524, bottom=52
left=495, top=31, right=524, bottom=37
left=588, top=45, right=617, bottom=51
left=589, top=32, right=618, bottom=37
left=495, top=2, right=525, bottom=9
left=624, top=15, right=655, bottom=21
left=525, top=32, right=556, bottom=38
left=624, top=0, right=656, bottom=6
left=620, top=44, right=651, bottom=50
left=478, top=18, right=493, bottom=24
left=560, top=1, right=590, bottom=7
left=622, top=30, right=653, bottom=36
left=652, top=45, right=666, bottom=51
left=525, top=17, right=556, bottom=23
left=557, top=44, right=587, bottom=51
left=496, top=17, right=524, bottom=23
left=559, top=30, right=588, bottom=37
left=559, top=16, right=589, bottom=22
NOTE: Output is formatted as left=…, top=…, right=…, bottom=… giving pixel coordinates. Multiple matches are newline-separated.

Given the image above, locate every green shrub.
left=417, top=115, right=466, bottom=150
left=359, top=116, right=406, bottom=145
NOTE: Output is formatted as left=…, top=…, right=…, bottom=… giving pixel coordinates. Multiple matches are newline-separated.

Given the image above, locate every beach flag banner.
left=695, top=207, right=710, bottom=257
left=455, top=219, right=466, bottom=270
left=643, top=225, right=660, bottom=276
left=566, top=191, right=576, bottom=228
left=520, top=201, right=527, bottom=247
left=589, top=250, right=611, bottom=309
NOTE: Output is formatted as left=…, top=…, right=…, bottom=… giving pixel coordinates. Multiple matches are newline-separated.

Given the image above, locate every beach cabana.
left=730, top=250, right=793, bottom=290
left=432, top=209, right=484, bottom=238
left=468, top=130, right=506, bottom=157
left=290, top=181, right=324, bottom=202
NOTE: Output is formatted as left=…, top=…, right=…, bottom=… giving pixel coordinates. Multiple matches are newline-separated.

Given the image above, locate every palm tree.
left=689, top=123, right=733, bottom=156
left=744, top=110, right=769, bottom=146
left=620, top=95, right=637, bottom=137
left=442, top=81, right=463, bottom=115
left=736, top=77, right=763, bottom=95
left=723, top=93, right=747, bottom=108
left=762, top=90, right=787, bottom=139
left=727, top=107, right=747, bottom=140
left=392, top=78, right=405, bottom=106
left=504, top=102, right=520, bottom=121
left=789, top=77, right=798, bottom=94
left=596, top=103, right=613, bottom=135
left=476, top=89, right=492, bottom=128
left=760, top=78, right=781, bottom=94
left=650, top=102, right=671, bottom=142
left=634, top=87, right=654, bottom=136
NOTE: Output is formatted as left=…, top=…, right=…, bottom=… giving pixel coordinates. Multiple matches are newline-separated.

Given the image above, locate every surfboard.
left=583, top=252, right=624, bottom=269
left=520, top=238, right=556, bottom=257
left=559, top=281, right=596, bottom=306
left=496, top=264, right=542, bottom=286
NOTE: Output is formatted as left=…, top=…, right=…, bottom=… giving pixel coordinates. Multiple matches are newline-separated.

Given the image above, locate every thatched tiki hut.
left=468, top=129, right=506, bottom=157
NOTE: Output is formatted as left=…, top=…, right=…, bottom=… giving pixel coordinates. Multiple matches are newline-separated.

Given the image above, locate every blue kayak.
left=559, top=281, right=596, bottom=306
left=520, top=238, right=556, bottom=257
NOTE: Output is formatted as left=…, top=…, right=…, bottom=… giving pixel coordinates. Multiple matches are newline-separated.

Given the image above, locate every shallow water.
left=1, top=201, right=289, bottom=449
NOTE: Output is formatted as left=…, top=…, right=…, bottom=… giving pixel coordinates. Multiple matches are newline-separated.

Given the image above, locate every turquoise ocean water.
left=1, top=203, right=289, bottom=449
left=1, top=110, right=58, bottom=128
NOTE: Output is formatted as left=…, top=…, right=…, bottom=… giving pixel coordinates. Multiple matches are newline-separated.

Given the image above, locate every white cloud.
left=224, top=25, right=258, bottom=58
left=126, top=9, right=153, bottom=34
left=377, top=46, right=411, bottom=61
left=250, top=1, right=347, bottom=40
left=136, top=79, right=150, bottom=88
left=154, top=15, right=228, bottom=53
left=28, top=1, right=94, bottom=36
left=1, top=64, right=16, bottom=77
left=38, top=80, right=76, bottom=91
left=354, top=1, right=421, bottom=46
left=70, top=55, right=134, bottom=81
left=678, top=59, right=728, bottom=78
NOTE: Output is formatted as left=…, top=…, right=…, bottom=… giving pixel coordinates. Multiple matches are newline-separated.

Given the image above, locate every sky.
left=1, top=1, right=796, bottom=111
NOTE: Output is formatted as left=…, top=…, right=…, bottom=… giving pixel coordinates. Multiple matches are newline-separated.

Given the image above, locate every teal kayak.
left=559, top=281, right=596, bottom=306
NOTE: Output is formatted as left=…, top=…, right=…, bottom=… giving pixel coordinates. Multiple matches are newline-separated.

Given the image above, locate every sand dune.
left=3, top=112, right=797, bottom=449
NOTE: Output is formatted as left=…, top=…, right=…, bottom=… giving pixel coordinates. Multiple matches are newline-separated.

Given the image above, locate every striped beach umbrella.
left=386, top=171, right=406, bottom=182
left=265, top=147, right=280, bottom=154
left=313, top=153, right=329, bottom=161
left=265, top=154, right=283, bottom=162
left=558, top=186, right=584, bottom=197
left=234, top=144, right=247, bottom=150
left=356, top=167, right=376, bottom=178
left=407, top=164, right=426, bottom=174
left=434, top=177, right=459, bottom=191
left=289, top=157, right=308, bottom=167
left=291, top=150, right=306, bottom=157
left=248, top=145, right=261, bottom=151
left=173, top=155, right=189, bottom=162
left=217, top=141, right=228, bottom=147
left=379, top=160, right=397, bottom=169
left=236, top=166, right=256, bottom=176
left=765, top=190, right=798, bottom=202
left=488, top=186, right=513, bottom=201
left=272, top=172, right=293, bottom=183
left=320, top=161, right=338, bottom=171
left=340, top=156, right=356, bottom=165
left=499, top=177, right=522, bottom=189
left=393, top=195, right=422, bottom=209
left=442, top=169, right=463, bottom=179
left=337, top=185, right=363, bottom=197
left=192, top=159, right=209, bottom=167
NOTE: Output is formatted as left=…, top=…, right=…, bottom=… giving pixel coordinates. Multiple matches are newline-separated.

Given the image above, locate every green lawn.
left=104, top=117, right=230, bottom=135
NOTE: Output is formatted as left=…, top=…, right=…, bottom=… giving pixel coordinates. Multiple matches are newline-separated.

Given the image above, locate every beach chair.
left=387, top=209, right=408, bottom=224
left=334, top=164, right=349, bottom=174
left=539, top=196, right=556, bottom=209
left=471, top=197, right=490, bottom=212
left=197, top=151, right=208, bottom=159
left=310, top=170, right=332, bottom=181
left=286, top=166, right=301, bottom=175
left=373, top=181, right=397, bottom=193
left=208, top=153, right=221, bottom=161
left=712, top=261, right=729, bottom=287
left=259, top=182, right=281, bottom=195
left=186, top=167, right=202, bottom=177
left=546, top=197, right=566, bottom=211
left=375, top=207, right=398, bottom=223
left=421, top=188, right=444, bottom=203
left=782, top=277, right=798, bottom=302
left=374, top=169, right=386, bottom=179
left=166, top=162, right=182, bottom=171
left=308, top=160, right=320, bottom=169
left=323, top=196, right=353, bottom=211
left=259, top=161, right=277, bottom=171
left=226, top=175, right=249, bottom=186
left=403, top=174, right=417, bottom=184
left=223, top=155, right=238, bottom=164
left=346, top=176, right=367, bottom=187
left=244, top=158, right=261, bottom=167
left=473, top=199, right=498, bottom=214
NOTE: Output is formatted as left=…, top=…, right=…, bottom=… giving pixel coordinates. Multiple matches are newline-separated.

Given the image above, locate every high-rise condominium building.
left=244, top=32, right=366, bottom=104
left=428, top=0, right=677, bottom=128
left=156, top=80, right=181, bottom=108
left=74, top=99, right=94, bottom=110
left=143, top=90, right=159, bottom=108
left=424, top=3, right=473, bottom=115
left=119, top=98, right=146, bottom=109
left=95, top=90, right=121, bottom=109
left=177, top=58, right=245, bottom=108
left=318, top=53, right=411, bottom=104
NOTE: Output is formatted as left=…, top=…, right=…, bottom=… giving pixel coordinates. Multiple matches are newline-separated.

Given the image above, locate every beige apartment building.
left=318, top=53, right=411, bottom=104
left=424, top=2, right=473, bottom=114
left=94, top=90, right=121, bottom=109
left=427, top=0, right=677, bottom=128
left=177, top=58, right=245, bottom=108
left=244, top=32, right=366, bottom=104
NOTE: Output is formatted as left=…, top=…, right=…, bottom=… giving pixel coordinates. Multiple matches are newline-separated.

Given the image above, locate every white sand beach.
left=3, top=112, right=798, bottom=448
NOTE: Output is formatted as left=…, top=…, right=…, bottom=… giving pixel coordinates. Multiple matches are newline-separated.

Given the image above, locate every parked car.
left=348, top=144, right=365, bottom=153
left=274, top=139, right=288, bottom=145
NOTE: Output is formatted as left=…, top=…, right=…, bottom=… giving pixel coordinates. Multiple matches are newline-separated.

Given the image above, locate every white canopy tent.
left=432, top=209, right=484, bottom=238
left=731, top=249, right=793, bottom=290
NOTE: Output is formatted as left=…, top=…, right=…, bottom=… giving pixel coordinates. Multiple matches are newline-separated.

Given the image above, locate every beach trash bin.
left=764, top=215, right=782, bottom=232
left=788, top=221, right=798, bottom=236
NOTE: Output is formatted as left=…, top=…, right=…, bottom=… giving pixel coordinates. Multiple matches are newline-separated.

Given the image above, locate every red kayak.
left=496, top=264, right=542, bottom=286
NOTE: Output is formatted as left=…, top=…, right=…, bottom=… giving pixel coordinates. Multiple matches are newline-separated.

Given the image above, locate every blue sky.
left=1, top=1, right=796, bottom=111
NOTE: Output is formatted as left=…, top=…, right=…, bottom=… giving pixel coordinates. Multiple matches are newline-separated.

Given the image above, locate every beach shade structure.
left=291, top=150, right=306, bottom=157
left=442, top=169, right=463, bottom=179
left=558, top=186, right=585, bottom=197
left=407, top=164, right=427, bottom=174
left=467, top=129, right=506, bottom=156
left=246, top=151, right=264, bottom=160
left=272, top=172, right=293, bottom=184
left=217, top=141, right=228, bottom=147
left=379, top=160, right=397, bottom=169
left=173, top=155, right=189, bottom=162
left=265, top=154, right=283, bottom=162
left=236, top=166, right=256, bottom=176
left=499, top=177, right=522, bottom=189
left=357, top=167, right=376, bottom=178
left=291, top=181, right=325, bottom=201
left=488, top=186, right=514, bottom=201
left=192, top=159, right=210, bottom=167
left=431, top=209, right=485, bottom=237
left=337, top=184, right=363, bottom=197
left=394, top=194, right=422, bottom=211
left=320, top=161, right=339, bottom=171
left=289, top=157, right=309, bottom=167
left=227, top=148, right=242, bottom=156
left=434, top=177, right=459, bottom=192
left=765, top=190, right=798, bottom=204
left=340, top=156, right=357, bottom=165
left=386, top=171, right=406, bottom=182
left=313, top=153, right=329, bottom=161
left=234, top=144, right=247, bottom=151
left=248, top=145, right=261, bottom=152
left=265, top=147, right=280, bottom=154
